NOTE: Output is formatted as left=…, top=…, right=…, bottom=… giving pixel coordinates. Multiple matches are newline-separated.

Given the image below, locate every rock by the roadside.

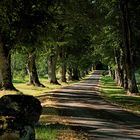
left=0, top=95, right=42, bottom=129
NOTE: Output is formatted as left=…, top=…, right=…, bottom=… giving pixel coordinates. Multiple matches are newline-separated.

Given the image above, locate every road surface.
left=39, top=71, right=140, bottom=140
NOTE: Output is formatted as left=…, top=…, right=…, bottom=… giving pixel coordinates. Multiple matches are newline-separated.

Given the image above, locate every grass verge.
left=35, top=124, right=88, bottom=140
left=100, top=75, right=140, bottom=114
left=0, top=78, right=79, bottom=97
left=35, top=126, right=57, bottom=140
left=0, top=71, right=92, bottom=97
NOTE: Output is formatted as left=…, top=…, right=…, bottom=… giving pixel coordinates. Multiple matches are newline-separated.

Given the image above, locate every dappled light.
left=38, top=71, right=140, bottom=139
left=0, top=0, right=140, bottom=139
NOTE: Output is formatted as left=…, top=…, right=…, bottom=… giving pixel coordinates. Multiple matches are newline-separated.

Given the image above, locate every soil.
left=38, top=71, right=140, bottom=140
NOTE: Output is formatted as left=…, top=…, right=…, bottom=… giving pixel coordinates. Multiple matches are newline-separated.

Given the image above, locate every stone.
left=0, top=95, right=42, bottom=139
left=20, top=125, right=35, bottom=140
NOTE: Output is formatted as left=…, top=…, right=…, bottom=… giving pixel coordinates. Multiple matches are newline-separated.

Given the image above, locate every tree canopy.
left=0, top=0, right=140, bottom=94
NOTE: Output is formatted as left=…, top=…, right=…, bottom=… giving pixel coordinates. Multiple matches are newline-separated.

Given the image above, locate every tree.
left=92, top=0, right=139, bottom=94
left=120, top=0, right=138, bottom=93
left=0, top=41, right=16, bottom=90
left=47, top=46, right=60, bottom=84
left=59, top=46, right=67, bottom=82
left=27, top=50, right=45, bottom=87
left=0, top=0, right=54, bottom=90
left=0, top=69, right=2, bottom=89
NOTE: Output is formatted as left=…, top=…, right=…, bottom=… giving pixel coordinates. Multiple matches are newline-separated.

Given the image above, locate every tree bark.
left=123, top=68, right=128, bottom=90
left=111, top=70, right=115, bottom=80
left=81, top=71, right=86, bottom=78
left=119, top=47, right=125, bottom=87
left=89, top=67, right=92, bottom=72
left=0, top=37, right=17, bottom=90
left=47, top=48, right=60, bottom=85
left=0, top=69, right=2, bottom=89
left=72, top=67, right=79, bottom=80
left=68, top=67, right=73, bottom=81
left=114, top=69, right=120, bottom=84
left=120, top=0, right=138, bottom=93
left=60, top=48, right=67, bottom=82
left=61, top=63, right=67, bottom=82
left=27, top=51, right=45, bottom=87
left=114, top=48, right=124, bottom=87
left=85, top=70, right=89, bottom=75
left=108, top=66, right=112, bottom=77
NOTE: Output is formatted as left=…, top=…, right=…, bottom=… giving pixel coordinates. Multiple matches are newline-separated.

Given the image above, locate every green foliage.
left=11, top=51, right=48, bottom=80
left=1, top=0, right=140, bottom=91
left=36, top=53, right=48, bottom=77
left=11, top=52, right=27, bottom=80
left=135, top=72, right=140, bottom=91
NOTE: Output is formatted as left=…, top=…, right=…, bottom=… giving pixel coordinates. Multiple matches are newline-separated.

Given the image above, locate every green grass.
left=100, top=75, right=140, bottom=114
left=35, top=126, right=57, bottom=140
left=35, top=124, right=88, bottom=140
left=0, top=71, right=91, bottom=97
left=0, top=76, right=80, bottom=97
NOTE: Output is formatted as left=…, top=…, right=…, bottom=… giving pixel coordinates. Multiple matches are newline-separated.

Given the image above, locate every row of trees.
left=0, top=0, right=140, bottom=94
left=93, top=0, right=140, bottom=94
left=0, top=0, right=95, bottom=90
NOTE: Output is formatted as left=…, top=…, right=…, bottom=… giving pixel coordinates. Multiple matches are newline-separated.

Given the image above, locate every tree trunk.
left=115, top=69, right=120, bottom=84
left=111, top=70, right=115, bottom=80
left=0, top=69, right=2, bottom=89
left=61, top=63, right=67, bottom=82
left=72, top=67, right=79, bottom=80
left=119, top=47, right=125, bottom=87
left=85, top=70, right=89, bottom=75
left=68, top=67, right=73, bottom=81
left=114, top=48, right=124, bottom=87
left=120, top=0, right=138, bottom=93
left=108, top=66, right=112, bottom=77
left=78, top=69, right=81, bottom=79
left=60, top=48, right=67, bottom=82
left=27, top=52, right=45, bottom=87
left=123, top=68, right=128, bottom=90
left=119, top=69, right=124, bottom=87
left=81, top=71, right=86, bottom=78
left=89, top=67, right=92, bottom=72
left=47, top=48, right=60, bottom=85
left=0, top=38, right=17, bottom=90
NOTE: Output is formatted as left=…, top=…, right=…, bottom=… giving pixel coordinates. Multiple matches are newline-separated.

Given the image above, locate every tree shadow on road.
left=38, top=72, right=140, bottom=140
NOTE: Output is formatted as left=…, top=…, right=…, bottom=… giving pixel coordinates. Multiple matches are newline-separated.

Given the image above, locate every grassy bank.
left=100, top=75, right=140, bottom=114
left=0, top=77, right=79, bottom=97
left=0, top=72, right=92, bottom=97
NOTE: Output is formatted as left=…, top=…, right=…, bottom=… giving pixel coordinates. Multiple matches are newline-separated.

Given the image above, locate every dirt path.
left=39, top=71, right=140, bottom=140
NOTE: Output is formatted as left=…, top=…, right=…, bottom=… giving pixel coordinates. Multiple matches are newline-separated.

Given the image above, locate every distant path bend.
left=39, top=70, right=140, bottom=140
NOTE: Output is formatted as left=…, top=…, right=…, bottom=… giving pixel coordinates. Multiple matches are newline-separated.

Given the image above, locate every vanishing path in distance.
left=39, top=71, right=140, bottom=140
